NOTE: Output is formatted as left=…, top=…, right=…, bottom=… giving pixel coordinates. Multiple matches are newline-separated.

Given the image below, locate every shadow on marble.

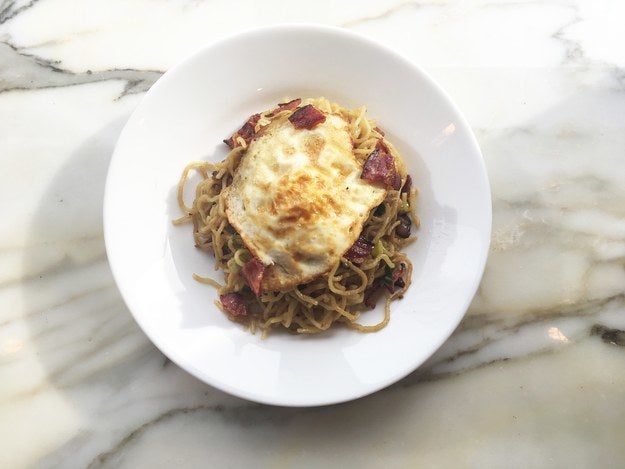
left=20, top=114, right=156, bottom=389
left=17, top=116, right=217, bottom=395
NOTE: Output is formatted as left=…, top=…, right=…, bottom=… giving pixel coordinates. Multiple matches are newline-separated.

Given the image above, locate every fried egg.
left=224, top=110, right=387, bottom=292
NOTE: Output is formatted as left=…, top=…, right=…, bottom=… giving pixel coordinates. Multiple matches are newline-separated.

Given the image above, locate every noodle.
left=176, top=97, right=418, bottom=335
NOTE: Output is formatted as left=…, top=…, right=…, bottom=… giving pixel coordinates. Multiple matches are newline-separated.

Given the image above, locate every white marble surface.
left=1, top=0, right=625, bottom=467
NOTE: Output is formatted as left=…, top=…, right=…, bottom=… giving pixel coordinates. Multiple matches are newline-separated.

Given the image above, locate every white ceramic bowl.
left=104, top=24, right=491, bottom=406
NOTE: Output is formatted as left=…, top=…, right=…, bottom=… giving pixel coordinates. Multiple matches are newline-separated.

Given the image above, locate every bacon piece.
left=267, top=98, right=301, bottom=117
left=220, top=293, right=249, bottom=317
left=401, top=174, right=412, bottom=194
left=361, top=139, right=401, bottom=190
left=395, top=214, right=411, bottom=238
left=343, top=236, right=373, bottom=264
left=389, top=263, right=407, bottom=292
left=241, top=257, right=266, bottom=296
left=288, top=104, right=326, bottom=130
left=374, top=126, right=385, bottom=136
left=223, top=113, right=261, bottom=149
left=365, top=263, right=407, bottom=307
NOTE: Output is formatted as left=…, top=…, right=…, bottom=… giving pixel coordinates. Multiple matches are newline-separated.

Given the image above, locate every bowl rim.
left=103, top=23, right=492, bottom=407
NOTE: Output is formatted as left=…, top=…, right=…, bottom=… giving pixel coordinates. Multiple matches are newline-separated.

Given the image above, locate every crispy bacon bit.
left=401, top=174, right=412, bottom=194
left=267, top=98, right=302, bottom=117
left=390, top=263, right=407, bottom=292
left=241, top=257, right=266, bottom=296
left=288, top=104, right=326, bottom=130
left=220, top=293, right=249, bottom=317
left=223, top=113, right=261, bottom=149
left=374, top=126, right=385, bottom=136
left=395, top=214, right=412, bottom=239
left=366, top=263, right=407, bottom=306
left=343, top=236, right=373, bottom=264
left=361, top=139, right=401, bottom=190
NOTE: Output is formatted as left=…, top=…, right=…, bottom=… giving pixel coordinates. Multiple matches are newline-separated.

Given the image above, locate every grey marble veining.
left=0, top=42, right=162, bottom=96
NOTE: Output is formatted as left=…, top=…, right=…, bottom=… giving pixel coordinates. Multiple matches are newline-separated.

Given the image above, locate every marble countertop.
left=1, top=1, right=624, bottom=467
